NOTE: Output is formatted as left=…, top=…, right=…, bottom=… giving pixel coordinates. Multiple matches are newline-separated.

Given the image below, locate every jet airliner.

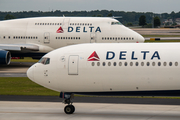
left=27, top=43, right=180, bottom=114
left=0, top=17, right=144, bottom=65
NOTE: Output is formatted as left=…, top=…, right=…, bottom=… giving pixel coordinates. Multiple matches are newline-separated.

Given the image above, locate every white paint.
left=27, top=43, right=180, bottom=93
left=0, top=17, right=144, bottom=55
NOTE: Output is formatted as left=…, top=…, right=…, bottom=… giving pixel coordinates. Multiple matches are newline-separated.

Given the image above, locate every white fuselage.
left=0, top=17, right=144, bottom=55
left=27, top=43, right=180, bottom=96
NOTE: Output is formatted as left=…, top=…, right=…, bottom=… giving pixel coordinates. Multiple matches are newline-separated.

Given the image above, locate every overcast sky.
left=0, top=0, right=179, bottom=13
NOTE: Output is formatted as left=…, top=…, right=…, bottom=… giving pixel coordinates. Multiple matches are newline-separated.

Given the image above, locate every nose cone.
left=27, top=65, right=34, bottom=81
left=138, top=34, right=145, bottom=43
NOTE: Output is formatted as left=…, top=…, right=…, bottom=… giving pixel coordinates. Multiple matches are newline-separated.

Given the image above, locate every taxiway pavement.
left=0, top=101, right=180, bottom=120
left=0, top=62, right=34, bottom=77
left=132, top=28, right=180, bottom=35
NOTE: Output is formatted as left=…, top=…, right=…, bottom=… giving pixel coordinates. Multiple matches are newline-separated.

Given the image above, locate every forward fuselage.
left=27, top=43, right=180, bottom=96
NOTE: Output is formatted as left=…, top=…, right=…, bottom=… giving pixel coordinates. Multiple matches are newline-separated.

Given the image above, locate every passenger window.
left=134, top=62, right=138, bottom=66
left=152, top=62, right=155, bottom=66
left=119, top=62, right=122, bottom=66
left=141, top=62, right=144, bottom=66
left=147, top=62, right=150, bottom=66
left=92, top=62, right=95, bottom=66
left=124, top=62, right=128, bottom=66
left=175, top=62, right=178, bottom=66
left=158, top=62, right=161, bottom=66
left=169, top=62, right=172, bottom=66
left=108, top=62, right=111, bottom=66
left=130, top=62, right=133, bottom=66
left=97, top=62, right=100, bottom=66
left=102, top=62, right=106, bottom=66
left=113, top=62, right=116, bottom=66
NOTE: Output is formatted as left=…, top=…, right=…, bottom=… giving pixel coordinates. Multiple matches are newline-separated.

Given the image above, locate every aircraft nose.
left=27, top=65, right=34, bottom=81
left=137, top=34, right=145, bottom=43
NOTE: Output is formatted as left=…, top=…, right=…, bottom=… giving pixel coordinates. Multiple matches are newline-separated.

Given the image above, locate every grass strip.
left=0, top=77, right=180, bottom=99
left=0, top=77, right=59, bottom=96
left=11, top=57, right=38, bottom=63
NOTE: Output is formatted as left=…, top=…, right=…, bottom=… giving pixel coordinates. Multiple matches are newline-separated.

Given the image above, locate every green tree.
left=107, top=13, right=112, bottom=17
left=4, top=14, right=16, bottom=20
left=126, top=22, right=133, bottom=26
left=97, top=14, right=103, bottom=17
left=139, top=15, right=147, bottom=27
left=154, top=16, right=161, bottom=28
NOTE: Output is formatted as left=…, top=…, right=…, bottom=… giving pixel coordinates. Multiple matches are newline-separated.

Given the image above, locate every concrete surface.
left=0, top=101, right=180, bottom=120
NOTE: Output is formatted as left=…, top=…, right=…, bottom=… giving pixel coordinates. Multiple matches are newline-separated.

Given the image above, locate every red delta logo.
left=88, top=51, right=100, bottom=61
left=56, top=27, right=64, bottom=33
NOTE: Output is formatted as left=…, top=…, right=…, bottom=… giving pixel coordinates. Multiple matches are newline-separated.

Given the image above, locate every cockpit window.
left=111, top=22, right=122, bottom=25
left=38, top=57, right=50, bottom=65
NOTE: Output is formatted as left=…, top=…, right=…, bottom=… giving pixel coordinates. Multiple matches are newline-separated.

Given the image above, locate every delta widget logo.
left=88, top=51, right=100, bottom=61
left=56, top=27, right=64, bottom=33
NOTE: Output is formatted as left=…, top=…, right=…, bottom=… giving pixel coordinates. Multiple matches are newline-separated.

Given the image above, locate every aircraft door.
left=63, top=18, right=70, bottom=29
left=68, top=55, right=79, bottom=75
left=44, top=32, right=50, bottom=44
left=90, top=33, right=96, bottom=43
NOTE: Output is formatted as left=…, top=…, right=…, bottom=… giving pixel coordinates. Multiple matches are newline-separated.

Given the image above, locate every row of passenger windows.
left=69, top=23, right=92, bottom=26
left=35, top=23, right=93, bottom=26
left=91, top=61, right=178, bottom=67
left=55, top=37, right=81, bottom=40
left=102, top=37, right=134, bottom=40
left=1, top=36, right=38, bottom=39
left=35, top=23, right=62, bottom=25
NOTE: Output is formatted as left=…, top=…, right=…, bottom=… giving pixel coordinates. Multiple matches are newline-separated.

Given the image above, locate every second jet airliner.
left=0, top=17, right=144, bottom=65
